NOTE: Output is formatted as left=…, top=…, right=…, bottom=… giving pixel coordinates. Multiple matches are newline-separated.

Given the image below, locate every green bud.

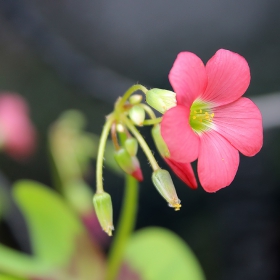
left=129, top=94, right=143, bottom=105
left=114, top=148, right=143, bottom=181
left=146, top=88, right=176, bottom=114
left=128, top=105, right=145, bottom=126
left=114, top=148, right=136, bottom=174
left=152, top=169, right=181, bottom=211
left=93, top=192, right=114, bottom=236
left=151, top=124, right=170, bottom=158
left=124, top=138, right=138, bottom=157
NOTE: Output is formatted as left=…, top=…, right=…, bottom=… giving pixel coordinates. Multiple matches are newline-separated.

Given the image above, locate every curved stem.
left=139, top=103, right=157, bottom=119
left=96, top=114, right=115, bottom=193
left=124, top=117, right=160, bottom=171
left=105, top=175, right=138, bottom=280
left=143, top=117, right=162, bottom=126
left=117, top=85, right=148, bottom=110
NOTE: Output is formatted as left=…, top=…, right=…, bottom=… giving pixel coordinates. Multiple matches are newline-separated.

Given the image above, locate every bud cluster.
left=93, top=85, right=183, bottom=236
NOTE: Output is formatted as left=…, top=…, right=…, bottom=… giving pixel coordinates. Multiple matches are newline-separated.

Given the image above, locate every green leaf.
left=0, top=274, right=27, bottom=280
left=12, top=180, right=83, bottom=266
left=0, top=243, right=50, bottom=278
left=124, top=227, right=206, bottom=280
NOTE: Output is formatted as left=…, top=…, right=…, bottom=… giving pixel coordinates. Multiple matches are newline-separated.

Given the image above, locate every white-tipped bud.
left=129, top=94, right=143, bottom=105
left=128, top=105, right=145, bottom=126
left=116, top=123, right=125, bottom=133
left=146, top=88, right=177, bottom=114
left=152, top=169, right=181, bottom=211
left=93, top=192, right=114, bottom=236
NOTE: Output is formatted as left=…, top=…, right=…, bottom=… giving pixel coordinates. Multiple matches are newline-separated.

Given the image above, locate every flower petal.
left=165, top=158, right=197, bottom=189
left=213, top=97, right=263, bottom=156
left=198, top=131, right=239, bottom=192
left=169, top=52, right=207, bottom=107
left=202, top=49, right=250, bottom=106
left=161, top=105, right=200, bottom=162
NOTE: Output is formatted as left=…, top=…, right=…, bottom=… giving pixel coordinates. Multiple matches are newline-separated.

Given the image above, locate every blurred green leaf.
left=12, top=180, right=83, bottom=266
left=0, top=274, right=27, bottom=280
left=124, top=227, right=206, bottom=280
left=0, top=244, right=50, bottom=278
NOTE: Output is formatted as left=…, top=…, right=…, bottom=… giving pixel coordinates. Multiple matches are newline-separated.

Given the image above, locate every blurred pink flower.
left=0, top=93, right=36, bottom=160
left=161, top=49, right=263, bottom=192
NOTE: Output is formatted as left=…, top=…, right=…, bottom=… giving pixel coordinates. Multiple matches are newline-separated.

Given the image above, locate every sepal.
left=152, top=169, right=181, bottom=211
left=93, top=192, right=114, bottom=236
left=146, top=88, right=176, bottom=114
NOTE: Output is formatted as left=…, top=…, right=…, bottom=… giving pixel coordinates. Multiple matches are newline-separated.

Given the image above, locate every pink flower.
left=0, top=93, right=36, bottom=160
left=161, top=49, right=263, bottom=192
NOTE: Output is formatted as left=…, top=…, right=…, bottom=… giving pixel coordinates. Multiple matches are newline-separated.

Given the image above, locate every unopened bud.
left=146, top=88, right=176, bottom=114
left=152, top=169, right=181, bottom=211
left=129, top=94, right=143, bottom=105
left=124, top=138, right=138, bottom=157
left=151, top=124, right=170, bottom=158
left=128, top=105, right=145, bottom=126
left=93, top=192, right=114, bottom=236
left=116, top=123, right=125, bottom=133
left=114, top=148, right=143, bottom=181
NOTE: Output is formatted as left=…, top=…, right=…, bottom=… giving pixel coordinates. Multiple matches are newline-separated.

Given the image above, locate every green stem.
left=105, top=175, right=139, bottom=280
left=96, top=114, right=115, bottom=193
left=139, top=103, right=157, bottom=120
left=117, top=85, right=148, bottom=110
left=124, top=117, right=160, bottom=171
left=143, top=117, right=162, bottom=126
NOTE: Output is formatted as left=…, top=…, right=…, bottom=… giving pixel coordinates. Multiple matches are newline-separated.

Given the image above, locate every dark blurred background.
left=0, top=1, right=280, bottom=279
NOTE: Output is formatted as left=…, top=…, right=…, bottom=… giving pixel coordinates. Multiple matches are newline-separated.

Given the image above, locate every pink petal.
left=201, top=49, right=250, bottom=106
left=161, top=105, right=200, bottom=163
left=212, top=97, right=263, bottom=156
left=169, top=52, right=207, bottom=107
left=165, top=157, right=197, bottom=189
left=198, top=130, right=239, bottom=192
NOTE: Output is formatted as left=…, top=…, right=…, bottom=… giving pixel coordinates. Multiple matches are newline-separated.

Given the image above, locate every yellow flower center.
left=189, top=100, right=214, bottom=133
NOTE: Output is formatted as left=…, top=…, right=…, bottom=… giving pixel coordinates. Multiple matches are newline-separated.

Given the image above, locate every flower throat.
left=189, top=100, right=214, bottom=133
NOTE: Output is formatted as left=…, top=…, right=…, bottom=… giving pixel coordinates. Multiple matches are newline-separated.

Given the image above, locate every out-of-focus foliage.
left=0, top=110, right=206, bottom=280
left=0, top=180, right=105, bottom=279
left=124, top=227, right=205, bottom=280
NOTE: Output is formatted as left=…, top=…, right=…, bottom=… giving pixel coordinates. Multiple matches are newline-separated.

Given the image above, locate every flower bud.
left=129, top=94, right=143, bottom=105
left=151, top=124, right=170, bottom=158
left=152, top=169, right=181, bottom=211
left=128, top=105, right=145, bottom=126
left=93, top=192, right=114, bottom=236
left=146, top=88, right=177, bottom=114
left=114, top=148, right=143, bottom=181
left=124, top=138, right=138, bottom=157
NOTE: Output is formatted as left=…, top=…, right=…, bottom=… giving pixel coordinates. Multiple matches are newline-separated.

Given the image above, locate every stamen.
left=190, top=108, right=214, bottom=123
left=189, top=100, right=215, bottom=132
